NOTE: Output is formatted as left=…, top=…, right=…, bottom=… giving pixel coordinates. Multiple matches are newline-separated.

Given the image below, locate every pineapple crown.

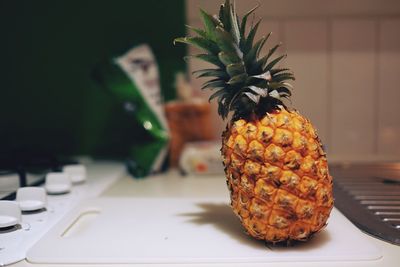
left=174, top=0, right=295, bottom=120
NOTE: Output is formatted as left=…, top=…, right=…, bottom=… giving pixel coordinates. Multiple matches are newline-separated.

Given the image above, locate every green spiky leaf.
left=209, top=88, right=227, bottom=102
left=272, top=72, right=295, bottom=82
left=174, top=37, right=219, bottom=54
left=229, top=2, right=240, bottom=44
left=214, top=26, right=236, bottom=53
left=218, top=4, right=228, bottom=29
left=242, top=19, right=261, bottom=53
left=188, top=54, right=224, bottom=67
left=244, top=92, right=260, bottom=103
left=219, top=0, right=231, bottom=32
left=264, top=54, right=286, bottom=72
left=194, top=69, right=229, bottom=79
left=270, top=68, right=291, bottom=76
left=268, top=81, right=286, bottom=90
left=185, top=25, right=208, bottom=39
left=248, top=55, right=268, bottom=74
left=247, top=85, right=269, bottom=97
left=244, top=35, right=269, bottom=67
left=199, top=9, right=219, bottom=41
left=226, top=62, right=245, bottom=77
left=174, top=1, right=294, bottom=120
left=239, top=3, right=260, bottom=39
left=201, top=79, right=226, bottom=90
left=227, top=73, right=248, bottom=85
left=218, top=51, right=240, bottom=65
left=268, top=89, right=281, bottom=99
left=276, top=87, right=292, bottom=97
left=265, top=43, right=282, bottom=62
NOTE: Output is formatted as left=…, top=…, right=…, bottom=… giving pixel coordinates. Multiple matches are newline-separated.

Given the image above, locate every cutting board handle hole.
left=61, top=209, right=100, bottom=238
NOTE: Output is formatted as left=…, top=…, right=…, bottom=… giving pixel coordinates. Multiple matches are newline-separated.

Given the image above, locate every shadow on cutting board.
left=179, top=202, right=332, bottom=251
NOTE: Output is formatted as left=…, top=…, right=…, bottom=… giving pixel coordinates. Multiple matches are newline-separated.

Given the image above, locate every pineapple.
left=175, top=0, right=333, bottom=244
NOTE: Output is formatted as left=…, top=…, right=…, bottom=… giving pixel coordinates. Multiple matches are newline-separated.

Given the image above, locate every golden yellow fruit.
left=222, top=108, right=333, bottom=243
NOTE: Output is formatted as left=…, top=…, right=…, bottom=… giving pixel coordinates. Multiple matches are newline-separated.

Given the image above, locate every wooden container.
left=165, top=101, right=214, bottom=167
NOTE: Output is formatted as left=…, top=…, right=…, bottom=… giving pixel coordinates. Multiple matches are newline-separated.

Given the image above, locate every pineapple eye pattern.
left=223, top=109, right=333, bottom=244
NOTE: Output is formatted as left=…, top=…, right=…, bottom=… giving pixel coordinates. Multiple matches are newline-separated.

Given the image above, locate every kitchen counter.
left=11, top=169, right=400, bottom=267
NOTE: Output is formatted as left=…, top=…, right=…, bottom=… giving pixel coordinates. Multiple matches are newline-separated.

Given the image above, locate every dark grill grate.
left=332, top=163, right=400, bottom=245
left=0, top=154, right=78, bottom=200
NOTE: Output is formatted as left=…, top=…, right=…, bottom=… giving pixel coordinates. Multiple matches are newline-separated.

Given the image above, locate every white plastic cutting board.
left=27, top=197, right=382, bottom=264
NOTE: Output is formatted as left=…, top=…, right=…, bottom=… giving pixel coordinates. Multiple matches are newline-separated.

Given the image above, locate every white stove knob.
left=45, top=173, right=72, bottom=194
left=0, top=201, right=21, bottom=228
left=16, top=187, right=47, bottom=212
left=62, top=164, right=86, bottom=184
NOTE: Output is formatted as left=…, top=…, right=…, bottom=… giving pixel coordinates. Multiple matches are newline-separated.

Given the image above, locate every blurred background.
left=0, top=0, right=186, bottom=164
left=1, top=0, right=400, bottom=174
left=188, top=0, right=400, bottom=162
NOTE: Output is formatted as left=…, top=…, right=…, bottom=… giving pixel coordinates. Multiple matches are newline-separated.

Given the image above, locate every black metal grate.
left=332, top=163, right=400, bottom=245
left=0, top=154, right=77, bottom=200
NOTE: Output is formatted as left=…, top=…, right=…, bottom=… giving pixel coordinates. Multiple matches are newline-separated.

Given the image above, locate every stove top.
left=0, top=161, right=125, bottom=266
left=331, top=163, right=400, bottom=245
left=0, top=155, right=78, bottom=200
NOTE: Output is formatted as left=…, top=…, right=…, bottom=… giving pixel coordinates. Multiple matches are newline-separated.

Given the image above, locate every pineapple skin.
left=222, top=108, right=334, bottom=243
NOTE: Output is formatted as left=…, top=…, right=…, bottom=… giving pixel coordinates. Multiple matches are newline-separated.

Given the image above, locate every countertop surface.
left=11, top=170, right=400, bottom=267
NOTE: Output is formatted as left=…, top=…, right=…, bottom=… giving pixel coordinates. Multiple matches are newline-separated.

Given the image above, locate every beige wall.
left=185, top=0, right=400, bottom=161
